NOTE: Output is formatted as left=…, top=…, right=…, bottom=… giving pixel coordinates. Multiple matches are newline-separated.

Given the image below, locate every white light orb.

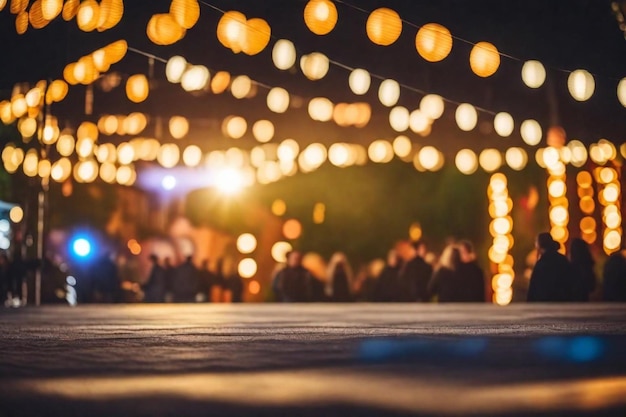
left=378, top=79, right=400, bottom=107
left=169, top=116, right=189, bottom=139
left=166, top=55, right=187, bottom=83
left=521, top=60, right=546, bottom=89
left=231, top=75, right=252, bottom=99
left=618, top=78, right=626, bottom=107
left=520, top=119, right=542, bottom=146
left=568, top=140, right=588, bottom=167
left=252, top=120, right=275, bottom=143
left=455, top=149, right=478, bottom=175
left=328, top=143, right=352, bottom=167
left=267, top=87, right=290, bottom=113
left=224, top=116, right=247, bottom=139
left=479, top=149, right=502, bottom=172
left=392, top=135, right=412, bottom=158
left=419, top=94, right=445, bottom=120
left=494, top=112, right=514, bottom=137
left=418, top=146, right=440, bottom=171
left=349, top=68, right=371, bottom=95
left=161, top=175, right=177, bottom=190
left=300, top=52, right=329, bottom=81
left=182, top=145, right=202, bottom=167
left=277, top=139, right=299, bottom=161
left=368, top=140, right=393, bottom=163
left=181, top=65, right=209, bottom=92
left=271, top=241, right=292, bottom=263
left=389, top=106, right=409, bottom=132
left=308, top=97, right=334, bottom=122
left=237, top=233, right=257, bottom=254
left=272, top=39, right=296, bottom=70
left=505, top=147, right=528, bottom=171
left=455, top=103, right=477, bottom=131
left=568, top=69, right=595, bottom=102
left=409, top=109, right=431, bottom=133
left=157, top=143, right=180, bottom=168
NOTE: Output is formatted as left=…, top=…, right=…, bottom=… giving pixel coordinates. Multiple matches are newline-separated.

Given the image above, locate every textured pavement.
left=1, top=303, right=626, bottom=416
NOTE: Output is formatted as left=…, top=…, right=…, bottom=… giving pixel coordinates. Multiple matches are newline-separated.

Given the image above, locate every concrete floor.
left=1, top=303, right=626, bottom=416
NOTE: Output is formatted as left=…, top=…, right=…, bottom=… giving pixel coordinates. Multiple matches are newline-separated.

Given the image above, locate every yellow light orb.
left=182, top=145, right=202, bottom=167
left=469, top=41, right=500, bottom=77
left=272, top=39, right=296, bottom=70
left=157, top=143, right=180, bottom=168
left=366, top=7, right=402, bottom=46
left=98, top=162, right=116, bottom=183
left=272, top=199, right=287, bottom=216
left=579, top=196, right=595, bottom=215
left=604, top=230, right=622, bottom=253
left=349, top=68, right=371, bottom=95
left=392, top=135, right=412, bottom=158
left=603, top=184, right=620, bottom=203
left=77, top=121, right=98, bottom=141
left=237, top=233, right=257, bottom=254
left=56, top=133, right=75, bottom=156
left=418, top=146, right=441, bottom=171
left=29, top=0, right=49, bottom=30
left=479, top=148, right=502, bottom=173
left=223, top=116, right=247, bottom=139
left=210, top=71, right=230, bottom=94
left=548, top=179, right=566, bottom=198
left=520, top=119, right=542, bottom=146
left=147, top=13, right=185, bottom=45
left=116, top=142, right=135, bottom=165
left=277, top=139, right=299, bottom=162
left=74, top=160, right=98, bottom=183
left=493, top=112, right=514, bottom=137
left=11, top=94, right=27, bottom=119
left=123, top=112, right=147, bottom=136
left=415, top=23, right=452, bottom=62
left=605, top=211, right=622, bottom=230
left=303, top=0, right=337, bottom=35
left=300, top=52, right=330, bottom=81
left=377, top=79, right=400, bottom=108
left=455, top=103, right=477, bottom=131
left=9, top=206, right=24, bottom=223
left=368, top=140, right=393, bottom=163
left=389, top=106, right=409, bottom=132
left=505, top=147, right=528, bottom=171
left=46, top=79, right=69, bottom=104
left=549, top=205, right=569, bottom=226
left=308, top=97, right=334, bottom=122
left=252, top=120, right=275, bottom=143
left=568, top=69, right=595, bottom=102
left=271, top=241, right=293, bottom=263
left=599, top=167, right=616, bottom=184
left=216, top=11, right=246, bottom=52
left=116, top=165, right=135, bottom=185
left=169, top=116, right=189, bottom=139
left=580, top=216, right=596, bottom=234
left=242, top=18, right=271, bottom=56
left=18, top=117, right=37, bottom=138
left=455, top=149, right=478, bottom=175
left=419, top=94, right=444, bottom=120
left=618, top=78, right=626, bottom=108
left=267, top=87, right=290, bottom=113
left=62, top=0, right=78, bottom=20
left=300, top=143, right=327, bottom=171
left=231, top=75, right=252, bottom=99
left=521, top=60, right=546, bottom=88
left=50, top=157, right=71, bottom=182
left=126, top=74, right=149, bottom=103
left=283, top=219, right=303, bottom=240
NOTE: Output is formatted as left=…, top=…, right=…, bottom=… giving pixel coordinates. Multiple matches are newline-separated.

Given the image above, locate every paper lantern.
left=29, top=0, right=48, bottom=29
left=493, top=112, right=514, bottom=137
left=74, top=56, right=98, bottom=84
left=267, top=87, right=290, bottom=113
left=41, top=0, right=62, bottom=20
left=15, top=10, right=28, bottom=34
left=165, top=55, right=187, bottom=83
left=272, top=39, right=296, bottom=70
left=308, top=97, right=334, bottom=122
left=455, top=149, right=478, bottom=175
left=243, top=18, right=271, bottom=55
left=505, top=147, right=528, bottom=171
left=521, top=60, right=546, bottom=88
left=415, top=23, right=452, bottom=62
left=231, top=75, right=252, bottom=99
left=97, top=0, right=123, bottom=31
left=419, top=94, right=444, bottom=120
left=46, top=80, right=68, bottom=104
left=618, top=78, right=626, bottom=107
left=169, top=0, right=199, bottom=29
left=348, top=69, right=371, bottom=95
left=169, top=116, right=189, bottom=139
left=126, top=74, right=149, bottom=103
left=568, top=69, right=595, bottom=101
left=300, top=52, right=329, bottom=80
left=181, top=65, right=209, bottom=91
left=304, top=0, right=337, bottom=35
left=366, top=8, right=402, bottom=46
left=378, top=79, right=400, bottom=107
left=252, top=120, right=275, bottom=143
left=455, top=103, right=477, bottom=131
left=103, top=39, right=127, bottom=65
left=10, top=0, right=27, bottom=14
left=479, top=149, right=502, bottom=172
left=62, top=0, right=78, bottom=21
left=147, top=13, right=185, bottom=45
left=217, top=11, right=247, bottom=52
left=77, top=0, right=100, bottom=32
left=389, top=106, right=409, bottom=132
left=470, top=42, right=500, bottom=77
left=520, top=119, right=542, bottom=146
left=210, top=71, right=230, bottom=94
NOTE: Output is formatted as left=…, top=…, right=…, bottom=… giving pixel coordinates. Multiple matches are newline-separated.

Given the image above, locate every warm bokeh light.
left=181, top=65, right=209, bottom=92
left=568, top=69, right=595, bottom=101
left=392, top=135, right=412, bottom=159
left=267, top=87, right=290, bottom=113
left=493, top=112, right=514, bottom=137
left=126, top=74, right=149, bottom=103
left=308, top=97, right=334, bottom=122
left=455, top=149, right=478, bottom=175
left=271, top=241, right=292, bottom=263
left=469, top=42, right=500, bottom=77
left=272, top=199, right=287, bottom=216
left=169, top=116, right=189, bottom=139
left=248, top=280, right=261, bottom=295
left=455, top=103, right=478, bottom=131
left=237, top=233, right=257, bottom=254
left=9, top=206, right=23, bottom=223
left=479, top=149, right=502, bottom=173
left=349, top=68, right=371, bottom=95
left=368, top=140, right=394, bottom=163
left=378, top=79, right=400, bottom=107
left=300, top=52, right=330, bottom=80
left=389, top=106, right=409, bottom=132
left=238, top=258, right=257, bottom=278
left=521, top=60, right=546, bottom=88
left=366, top=8, right=402, bottom=46
left=304, top=0, right=337, bottom=35
left=283, top=218, right=303, bottom=240
left=520, top=119, right=542, bottom=146
left=272, top=39, right=296, bottom=70
left=415, top=23, right=452, bottom=62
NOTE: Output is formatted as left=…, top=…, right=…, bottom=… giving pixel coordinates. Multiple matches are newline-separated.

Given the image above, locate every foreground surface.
left=1, top=304, right=626, bottom=416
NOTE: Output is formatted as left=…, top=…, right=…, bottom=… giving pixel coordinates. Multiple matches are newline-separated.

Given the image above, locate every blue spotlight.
left=72, top=238, right=92, bottom=258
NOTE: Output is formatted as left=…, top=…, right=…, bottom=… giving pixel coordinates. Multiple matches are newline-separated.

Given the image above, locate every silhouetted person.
left=375, top=250, right=402, bottom=302
left=273, top=251, right=313, bottom=302
left=458, top=240, right=486, bottom=302
left=603, top=245, right=626, bottom=302
left=569, top=238, right=596, bottom=301
left=326, top=252, right=353, bottom=302
left=8, top=250, right=26, bottom=306
left=0, top=253, right=9, bottom=304
left=163, top=257, right=175, bottom=302
left=172, top=256, right=199, bottom=303
left=399, top=240, right=433, bottom=302
left=428, top=245, right=465, bottom=302
left=197, top=259, right=217, bottom=302
left=143, top=255, right=167, bottom=303
left=93, top=252, right=120, bottom=303
left=527, top=233, right=573, bottom=302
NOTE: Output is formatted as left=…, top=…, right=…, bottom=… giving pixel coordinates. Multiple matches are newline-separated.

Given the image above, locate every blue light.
left=72, top=238, right=91, bottom=257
